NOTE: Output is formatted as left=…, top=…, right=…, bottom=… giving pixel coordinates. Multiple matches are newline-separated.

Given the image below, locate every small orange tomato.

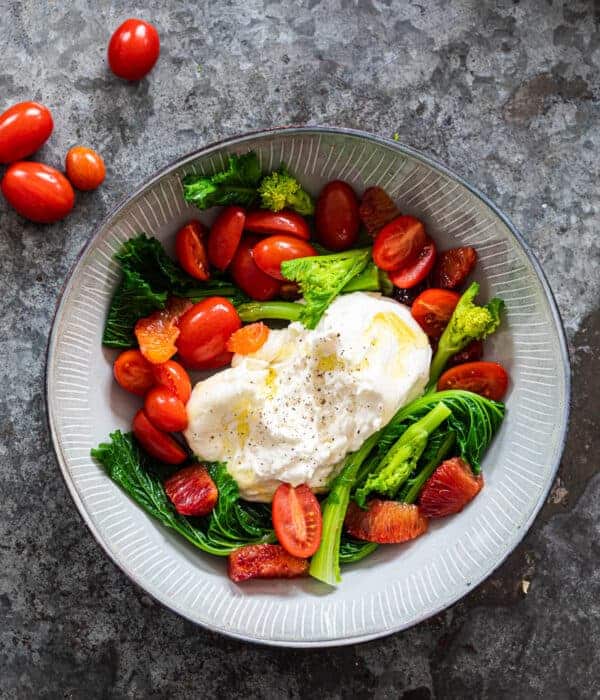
left=65, top=146, right=106, bottom=191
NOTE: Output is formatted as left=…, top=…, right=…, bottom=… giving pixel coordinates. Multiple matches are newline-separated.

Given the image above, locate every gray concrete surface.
left=1, top=0, right=599, bottom=697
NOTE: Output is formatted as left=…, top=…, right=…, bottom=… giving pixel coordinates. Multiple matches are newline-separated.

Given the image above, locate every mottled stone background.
left=1, top=0, right=599, bottom=697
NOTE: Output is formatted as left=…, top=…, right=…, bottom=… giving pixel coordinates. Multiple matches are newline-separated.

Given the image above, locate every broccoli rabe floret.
left=258, top=165, right=315, bottom=216
left=427, top=282, right=504, bottom=390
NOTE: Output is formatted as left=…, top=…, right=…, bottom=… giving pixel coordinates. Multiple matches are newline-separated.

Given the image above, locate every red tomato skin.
left=108, top=18, right=160, bottom=81
left=230, top=235, right=281, bottom=300
left=0, top=102, right=53, bottom=163
left=183, top=349, right=233, bottom=371
left=208, top=206, right=246, bottom=270
left=388, top=236, right=437, bottom=289
left=113, top=349, right=155, bottom=396
left=252, top=235, right=317, bottom=280
left=176, top=297, right=241, bottom=368
left=272, top=483, right=323, bottom=558
left=65, top=146, right=106, bottom=191
left=411, top=288, right=461, bottom=339
left=1, top=162, right=75, bottom=223
left=175, top=220, right=209, bottom=281
left=152, top=360, right=192, bottom=403
left=244, top=210, right=310, bottom=240
left=144, top=386, right=188, bottom=432
left=373, top=215, right=427, bottom=272
left=437, top=361, right=509, bottom=401
left=315, top=180, right=360, bottom=251
left=132, top=409, right=187, bottom=464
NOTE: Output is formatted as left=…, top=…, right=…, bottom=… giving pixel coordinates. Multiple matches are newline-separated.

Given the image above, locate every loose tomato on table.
left=315, top=180, right=360, bottom=251
left=1, top=162, right=74, bottom=223
left=226, top=322, right=270, bottom=355
left=113, top=349, right=154, bottom=396
left=132, top=409, right=186, bottom=464
left=411, top=288, right=461, bottom=339
left=144, top=386, right=188, bottom=432
left=244, top=210, right=310, bottom=240
left=388, top=236, right=437, bottom=288
left=0, top=101, right=53, bottom=163
left=252, top=235, right=316, bottom=280
left=135, top=297, right=192, bottom=364
left=152, top=360, right=191, bottom=403
left=165, top=465, right=218, bottom=517
left=230, top=235, right=281, bottom=301
left=108, top=18, right=160, bottom=81
left=432, top=246, right=477, bottom=289
left=372, top=215, right=427, bottom=272
left=176, top=297, right=241, bottom=370
left=65, top=146, right=106, bottom=191
left=437, top=361, right=509, bottom=401
left=272, top=483, right=322, bottom=558
left=207, top=205, right=245, bottom=270
left=175, top=220, right=209, bottom=281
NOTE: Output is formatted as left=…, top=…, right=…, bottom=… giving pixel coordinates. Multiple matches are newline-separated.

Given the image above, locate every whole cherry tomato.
left=373, top=215, right=427, bottom=272
left=152, top=360, right=192, bottom=403
left=175, top=220, right=209, bottom=281
left=176, top=297, right=241, bottom=369
left=1, top=162, right=74, bottom=223
left=230, top=235, right=281, bottom=300
left=65, top=146, right=106, bottom=191
left=315, top=180, right=360, bottom=251
left=244, top=210, right=310, bottom=240
left=132, top=409, right=187, bottom=464
left=411, top=288, right=461, bottom=339
left=252, top=235, right=316, bottom=280
left=0, top=101, right=53, bottom=164
left=208, top=206, right=245, bottom=270
left=108, top=18, right=160, bottom=81
left=113, top=349, right=155, bottom=396
left=388, top=236, right=437, bottom=288
left=437, top=361, right=509, bottom=401
left=144, top=386, right=188, bottom=432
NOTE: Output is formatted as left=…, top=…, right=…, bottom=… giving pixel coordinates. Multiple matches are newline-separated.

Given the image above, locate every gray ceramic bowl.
left=47, top=127, right=570, bottom=647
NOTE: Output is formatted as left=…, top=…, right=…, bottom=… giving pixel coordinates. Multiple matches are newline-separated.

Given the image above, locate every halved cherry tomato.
left=230, top=235, right=281, bottom=301
left=175, top=221, right=209, bottom=281
left=315, top=180, right=360, bottom=251
left=252, top=235, right=316, bottom=280
left=272, top=483, right=323, bottom=558
left=108, top=18, right=160, bottom=81
left=208, top=206, right=245, bottom=270
left=1, top=162, right=74, bottom=223
left=432, top=246, right=477, bottom=289
left=447, top=339, right=484, bottom=367
left=144, top=386, right=188, bottom=432
left=65, top=146, right=106, bottom=191
left=132, top=409, right=186, bottom=464
left=176, top=297, right=241, bottom=369
left=437, top=361, right=509, bottom=401
left=0, top=102, right=53, bottom=164
left=152, top=360, right=191, bottom=403
left=388, top=236, right=437, bottom=289
left=244, top=210, right=310, bottom=240
left=373, top=215, right=427, bottom=272
left=226, top=322, right=269, bottom=354
left=411, top=288, right=461, bottom=339
left=135, top=297, right=192, bottom=364
left=113, top=349, right=155, bottom=396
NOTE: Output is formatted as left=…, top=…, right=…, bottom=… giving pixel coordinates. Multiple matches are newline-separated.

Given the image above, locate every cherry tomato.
left=132, top=409, right=187, bottom=464
left=315, top=180, right=360, bottom=251
left=226, top=322, right=270, bottom=355
left=272, top=483, right=323, bottom=558
left=0, top=102, right=53, bottom=164
left=187, top=349, right=233, bottom=371
left=433, top=246, right=477, bottom=289
left=176, top=297, right=241, bottom=369
left=411, top=288, right=461, bottom=339
left=447, top=339, right=484, bottom=367
left=230, top=235, right=281, bottom=301
left=135, top=297, right=192, bottom=364
left=373, top=215, right=427, bottom=272
left=108, top=18, right=160, bottom=81
left=1, top=162, right=74, bottom=224
left=175, top=220, right=209, bottom=281
left=437, top=361, right=509, bottom=401
left=208, top=206, right=245, bottom=270
left=244, top=210, right=310, bottom=240
left=252, top=235, right=316, bottom=280
left=144, top=386, right=188, bottom=432
left=152, top=360, right=192, bottom=403
left=65, top=146, right=106, bottom=191
left=113, top=349, right=155, bottom=396
left=388, top=236, right=437, bottom=289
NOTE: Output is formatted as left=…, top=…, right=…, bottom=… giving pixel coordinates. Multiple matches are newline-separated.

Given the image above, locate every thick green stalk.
left=401, top=432, right=456, bottom=504
left=237, top=301, right=303, bottom=323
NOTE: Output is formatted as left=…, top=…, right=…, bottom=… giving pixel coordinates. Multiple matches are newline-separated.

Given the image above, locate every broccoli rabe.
left=258, top=165, right=315, bottom=216
left=427, top=282, right=504, bottom=391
